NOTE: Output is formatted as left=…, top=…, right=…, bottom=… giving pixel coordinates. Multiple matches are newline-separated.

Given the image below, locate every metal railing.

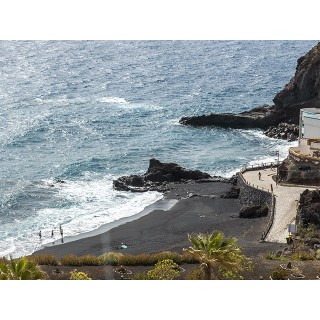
left=239, top=161, right=279, bottom=193
left=238, top=163, right=277, bottom=241
left=261, top=194, right=276, bottom=241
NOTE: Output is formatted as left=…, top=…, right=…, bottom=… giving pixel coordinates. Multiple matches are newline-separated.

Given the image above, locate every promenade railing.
left=239, top=161, right=280, bottom=241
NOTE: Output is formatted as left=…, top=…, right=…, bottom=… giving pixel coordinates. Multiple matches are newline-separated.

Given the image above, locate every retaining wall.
left=237, top=172, right=272, bottom=207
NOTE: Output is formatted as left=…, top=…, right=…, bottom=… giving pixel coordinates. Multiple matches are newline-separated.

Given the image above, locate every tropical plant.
left=0, top=256, right=47, bottom=280
left=146, top=259, right=180, bottom=280
left=183, top=231, right=252, bottom=280
left=69, top=269, right=92, bottom=280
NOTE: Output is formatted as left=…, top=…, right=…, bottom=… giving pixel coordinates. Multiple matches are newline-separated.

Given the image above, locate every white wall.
left=302, top=115, right=320, bottom=138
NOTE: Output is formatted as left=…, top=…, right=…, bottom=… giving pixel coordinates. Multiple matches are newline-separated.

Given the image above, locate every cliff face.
left=179, top=42, right=320, bottom=139
left=273, top=42, right=320, bottom=124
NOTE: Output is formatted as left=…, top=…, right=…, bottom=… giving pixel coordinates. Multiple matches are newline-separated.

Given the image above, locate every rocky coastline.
left=113, top=158, right=229, bottom=193
left=179, top=42, right=320, bottom=142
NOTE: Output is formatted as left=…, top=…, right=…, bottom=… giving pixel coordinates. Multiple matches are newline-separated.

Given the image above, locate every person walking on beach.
left=258, top=172, right=261, bottom=180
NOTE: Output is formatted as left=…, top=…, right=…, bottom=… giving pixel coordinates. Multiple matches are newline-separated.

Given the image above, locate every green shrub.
left=297, top=223, right=319, bottom=238
left=98, top=252, right=124, bottom=265
left=58, top=251, right=199, bottom=267
left=69, top=269, right=92, bottom=280
left=60, top=255, right=82, bottom=266
left=78, top=255, right=101, bottom=266
left=28, top=254, right=60, bottom=266
left=118, top=252, right=180, bottom=266
left=270, top=267, right=288, bottom=280
left=98, top=251, right=197, bottom=266
left=147, top=259, right=180, bottom=280
left=130, top=272, right=149, bottom=280
left=265, top=251, right=287, bottom=261
left=292, top=251, right=315, bottom=261
left=60, top=254, right=102, bottom=266
left=181, top=251, right=199, bottom=264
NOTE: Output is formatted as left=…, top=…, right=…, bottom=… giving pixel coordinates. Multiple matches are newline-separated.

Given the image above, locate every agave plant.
left=0, top=256, right=47, bottom=280
left=184, top=231, right=251, bottom=280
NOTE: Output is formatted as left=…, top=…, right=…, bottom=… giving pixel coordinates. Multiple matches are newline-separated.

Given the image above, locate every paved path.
left=242, top=168, right=316, bottom=243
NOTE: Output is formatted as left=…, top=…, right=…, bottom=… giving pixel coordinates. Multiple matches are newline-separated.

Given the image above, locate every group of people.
left=38, top=225, right=64, bottom=241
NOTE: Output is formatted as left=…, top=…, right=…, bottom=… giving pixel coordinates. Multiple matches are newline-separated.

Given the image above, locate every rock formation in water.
left=179, top=42, right=320, bottom=141
left=113, top=158, right=224, bottom=192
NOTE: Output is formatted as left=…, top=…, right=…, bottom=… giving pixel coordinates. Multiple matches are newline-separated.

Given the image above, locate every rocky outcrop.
left=239, top=204, right=269, bottom=218
left=297, top=189, right=320, bottom=228
left=113, top=158, right=221, bottom=192
left=263, top=122, right=299, bottom=141
left=220, top=186, right=240, bottom=199
left=179, top=105, right=276, bottom=130
left=179, top=42, right=320, bottom=139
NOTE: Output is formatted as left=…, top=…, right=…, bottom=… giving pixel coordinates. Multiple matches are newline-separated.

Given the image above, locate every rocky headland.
left=180, top=42, right=320, bottom=141
left=113, top=158, right=228, bottom=193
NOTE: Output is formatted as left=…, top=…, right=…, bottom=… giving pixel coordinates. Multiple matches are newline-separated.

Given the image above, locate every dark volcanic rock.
left=239, top=204, right=268, bottom=218
left=179, top=105, right=276, bottom=129
left=179, top=42, right=320, bottom=137
left=297, top=189, right=320, bottom=228
left=221, top=186, right=240, bottom=199
left=273, top=43, right=320, bottom=124
left=263, top=122, right=299, bottom=141
left=113, top=158, right=217, bottom=192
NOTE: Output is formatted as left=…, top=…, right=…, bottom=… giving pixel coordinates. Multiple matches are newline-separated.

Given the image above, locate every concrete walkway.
left=242, top=168, right=316, bottom=243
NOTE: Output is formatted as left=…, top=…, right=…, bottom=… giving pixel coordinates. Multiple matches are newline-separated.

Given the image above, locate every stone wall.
left=237, top=172, right=272, bottom=207
left=280, top=149, right=320, bottom=184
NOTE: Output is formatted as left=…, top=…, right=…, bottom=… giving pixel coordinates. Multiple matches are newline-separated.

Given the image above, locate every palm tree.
left=0, top=256, right=47, bottom=280
left=184, top=231, right=251, bottom=280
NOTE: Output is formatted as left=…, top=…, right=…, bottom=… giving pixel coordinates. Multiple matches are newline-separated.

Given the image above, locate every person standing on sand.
left=258, top=172, right=261, bottom=180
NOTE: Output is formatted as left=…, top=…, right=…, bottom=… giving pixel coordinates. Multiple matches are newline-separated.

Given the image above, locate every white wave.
left=0, top=174, right=163, bottom=258
left=167, top=118, right=181, bottom=126
left=237, top=128, right=272, bottom=141
left=98, top=96, right=128, bottom=104
left=212, top=167, right=240, bottom=178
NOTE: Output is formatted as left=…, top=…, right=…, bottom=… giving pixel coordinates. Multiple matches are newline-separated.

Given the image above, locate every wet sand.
left=34, top=181, right=282, bottom=258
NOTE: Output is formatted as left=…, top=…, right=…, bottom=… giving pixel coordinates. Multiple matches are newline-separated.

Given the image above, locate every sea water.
left=0, top=40, right=317, bottom=258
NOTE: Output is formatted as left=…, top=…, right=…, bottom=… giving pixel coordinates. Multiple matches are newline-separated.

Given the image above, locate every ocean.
left=0, top=40, right=317, bottom=258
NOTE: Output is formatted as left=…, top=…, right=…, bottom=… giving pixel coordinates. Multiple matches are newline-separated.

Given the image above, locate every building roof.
left=301, top=108, right=320, bottom=114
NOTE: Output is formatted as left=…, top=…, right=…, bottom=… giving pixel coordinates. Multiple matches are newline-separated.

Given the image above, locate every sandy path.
left=242, top=168, right=314, bottom=243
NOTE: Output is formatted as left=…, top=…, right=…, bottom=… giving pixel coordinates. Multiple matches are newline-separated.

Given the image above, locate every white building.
left=299, top=108, right=320, bottom=140
left=289, top=108, right=320, bottom=160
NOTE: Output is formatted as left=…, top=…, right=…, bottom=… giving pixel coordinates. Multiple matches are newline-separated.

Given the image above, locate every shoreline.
left=36, top=196, right=178, bottom=250
left=33, top=180, right=283, bottom=259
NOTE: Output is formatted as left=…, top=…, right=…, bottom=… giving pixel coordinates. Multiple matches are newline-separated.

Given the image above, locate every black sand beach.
left=35, top=181, right=282, bottom=259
